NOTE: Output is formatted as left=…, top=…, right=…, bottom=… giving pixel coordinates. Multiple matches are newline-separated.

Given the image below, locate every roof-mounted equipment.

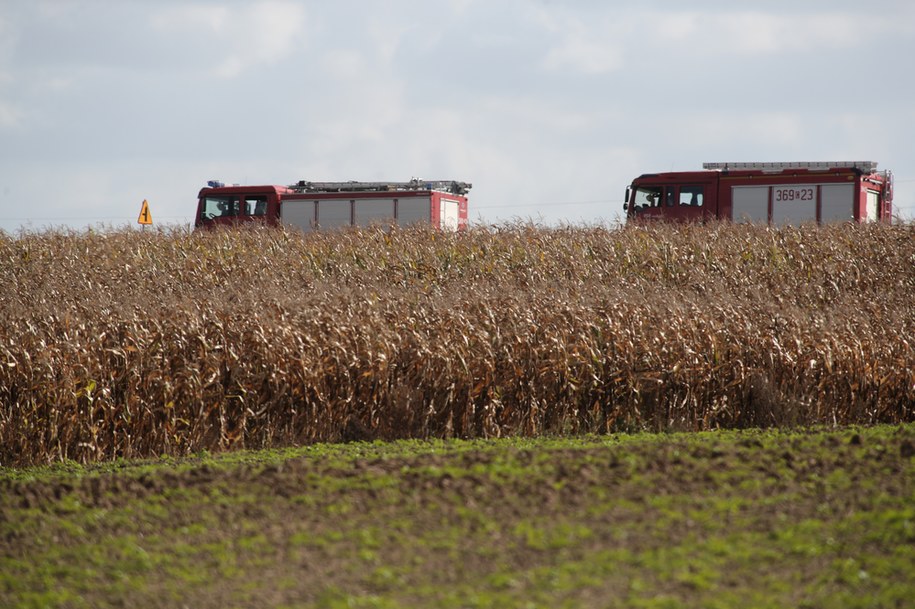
left=702, top=161, right=879, bottom=173
left=291, top=179, right=472, bottom=196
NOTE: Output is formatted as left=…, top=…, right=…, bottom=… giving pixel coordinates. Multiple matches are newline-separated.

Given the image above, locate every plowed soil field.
left=2, top=425, right=913, bottom=608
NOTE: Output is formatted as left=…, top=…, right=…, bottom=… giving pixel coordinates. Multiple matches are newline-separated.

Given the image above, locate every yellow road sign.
left=138, top=199, right=153, bottom=225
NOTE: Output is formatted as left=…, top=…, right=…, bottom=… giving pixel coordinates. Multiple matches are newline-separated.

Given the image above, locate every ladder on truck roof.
left=291, top=179, right=472, bottom=195
left=703, top=161, right=879, bottom=173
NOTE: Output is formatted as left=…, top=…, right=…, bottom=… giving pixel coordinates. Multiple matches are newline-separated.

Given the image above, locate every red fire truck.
left=625, top=161, right=893, bottom=224
left=194, top=179, right=471, bottom=231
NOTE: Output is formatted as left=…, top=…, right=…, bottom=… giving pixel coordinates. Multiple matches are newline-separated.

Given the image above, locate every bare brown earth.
left=2, top=425, right=913, bottom=608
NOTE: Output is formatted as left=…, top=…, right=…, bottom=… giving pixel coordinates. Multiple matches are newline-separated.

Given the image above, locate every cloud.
left=711, top=12, right=860, bottom=54
left=0, top=101, right=23, bottom=129
left=710, top=113, right=805, bottom=146
left=0, top=17, right=22, bottom=129
left=527, top=6, right=883, bottom=75
left=654, top=13, right=700, bottom=42
left=531, top=8, right=624, bottom=74
left=151, top=5, right=230, bottom=33
left=530, top=6, right=901, bottom=76
left=447, top=0, right=479, bottom=15
left=152, top=1, right=307, bottom=78
left=660, top=9, right=908, bottom=57
left=542, top=33, right=624, bottom=75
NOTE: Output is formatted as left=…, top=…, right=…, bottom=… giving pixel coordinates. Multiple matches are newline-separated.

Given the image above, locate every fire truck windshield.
left=200, top=195, right=269, bottom=220
left=632, top=186, right=662, bottom=211
left=201, top=195, right=240, bottom=220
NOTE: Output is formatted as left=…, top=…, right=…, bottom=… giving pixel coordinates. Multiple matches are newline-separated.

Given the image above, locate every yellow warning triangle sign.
left=137, top=199, right=153, bottom=225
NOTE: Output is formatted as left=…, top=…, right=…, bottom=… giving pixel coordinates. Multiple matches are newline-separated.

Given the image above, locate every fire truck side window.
left=202, top=196, right=240, bottom=218
left=244, top=195, right=268, bottom=216
left=633, top=186, right=662, bottom=209
left=679, top=186, right=704, bottom=207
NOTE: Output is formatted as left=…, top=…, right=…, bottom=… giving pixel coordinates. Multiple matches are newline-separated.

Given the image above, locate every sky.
left=2, top=0, right=914, bottom=233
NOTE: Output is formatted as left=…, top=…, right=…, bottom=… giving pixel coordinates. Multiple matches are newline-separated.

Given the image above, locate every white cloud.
left=671, top=10, right=908, bottom=57
left=448, top=0, right=479, bottom=15
left=321, top=49, right=369, bottom=79
left=711, top=12, right=859, bottom=54
left=677, top=112, right=807, bottom=150
left=0, top=14, right=14, bottom=70
left=219, top=1, right=306, bottom=77
left=474, top=95, right=620, bottom=139
left=151, top=5, right=230, bottom=33
left=542, top=32, right=624, bottom=75
left=530, top=7, right=624, bottom=75
left=152, top=1, right=307, bottom=78
left=531, top=7, right=900, bottom=72
left=0, top=18, right=21, bottom=129
left=33, top=1, right=79, bottom=20
left=0, top=101, right=23, bottom=129
left=654, top=13, right=700, bottom=42
left=527, top=6, right=884, bottom=74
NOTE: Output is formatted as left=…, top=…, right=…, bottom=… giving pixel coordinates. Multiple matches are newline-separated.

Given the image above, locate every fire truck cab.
left=195, top=179, right=471, bottom=231
left=625, top=161, right=893, bottom=225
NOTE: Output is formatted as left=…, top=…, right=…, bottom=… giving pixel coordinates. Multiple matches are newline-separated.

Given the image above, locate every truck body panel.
left=195, top=180, right=470, bottom=231
left=626, top=162, right=893, bottom=224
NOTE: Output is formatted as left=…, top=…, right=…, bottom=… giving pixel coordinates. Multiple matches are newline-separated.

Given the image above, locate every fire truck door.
left=440, top=198, right=459, bottom=231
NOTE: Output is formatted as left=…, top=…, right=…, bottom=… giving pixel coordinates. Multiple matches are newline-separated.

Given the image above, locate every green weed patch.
left=2, top=425, right=913, bottom=608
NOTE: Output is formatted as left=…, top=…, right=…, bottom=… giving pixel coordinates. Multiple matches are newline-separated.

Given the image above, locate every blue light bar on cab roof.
left=207, top=180, right=225, bottom=188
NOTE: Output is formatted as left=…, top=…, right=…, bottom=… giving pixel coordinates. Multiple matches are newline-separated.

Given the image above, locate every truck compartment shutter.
left=317, top=200, right=352, bottom=228
left=772, top=185, right=817, bottom=226
left=732, top=186, right=769, bottom=223
left=281, top=200, right=315, bottom=232
left=820, top=184, right=855, bottom=223
left=397, top=196, right=432, bottom=225
left=354, top=198, right=395, bottom=227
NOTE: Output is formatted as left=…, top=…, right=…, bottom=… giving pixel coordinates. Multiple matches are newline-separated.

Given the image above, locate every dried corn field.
left=2, top=222, right=914, bottom=466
